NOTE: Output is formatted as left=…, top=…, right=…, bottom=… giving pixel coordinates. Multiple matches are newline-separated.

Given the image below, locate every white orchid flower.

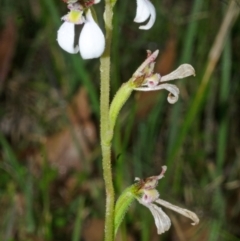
left=57, top=1, right=105, bottom=59
left=131, top=50, right=196, bottom=103
left=134, top=0, right=156, bottom=30
left=136, top=166, right=199, bottom=235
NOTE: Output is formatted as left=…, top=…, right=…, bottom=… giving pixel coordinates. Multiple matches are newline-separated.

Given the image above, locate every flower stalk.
left=100, top=1, right=115, bottom=241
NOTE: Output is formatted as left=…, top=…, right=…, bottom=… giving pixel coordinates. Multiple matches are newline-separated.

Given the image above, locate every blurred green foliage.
left=0, top=0, right=240, bottom=240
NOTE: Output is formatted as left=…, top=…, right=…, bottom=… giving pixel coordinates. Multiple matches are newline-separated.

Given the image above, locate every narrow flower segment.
left=134, top=0, right=156, bottom=30
left=57, top=1, right=105, bottom=59
left=131, top=50, right=196, bottom=103
left=135, top=166, right=199, bottom=234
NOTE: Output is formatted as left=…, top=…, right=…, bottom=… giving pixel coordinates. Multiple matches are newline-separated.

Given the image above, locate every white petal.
left=79, top=10, right=105, bottom=59
left=139, top=1, right=156, bottom=30
left=134, top=0, right=156, bottom=30
left=155, top=199, right=199, bottom=225
left=144, top=203, right=171, bottom=234
left=134, top=0, right=151, bottom=23
left=57, top=22, right=79, bottom=54
left=161, top=64, right=196, bottom=82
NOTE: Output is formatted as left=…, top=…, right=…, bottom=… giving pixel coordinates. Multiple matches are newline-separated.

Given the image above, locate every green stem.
left=100, top=1, right=114, bottom=241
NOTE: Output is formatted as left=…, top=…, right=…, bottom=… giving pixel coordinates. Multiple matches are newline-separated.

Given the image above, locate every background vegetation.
left=0, top=0, right=240, bottom=240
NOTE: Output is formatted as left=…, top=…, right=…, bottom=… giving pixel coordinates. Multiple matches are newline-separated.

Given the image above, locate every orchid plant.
left=57, top=0, right=199, bottom=240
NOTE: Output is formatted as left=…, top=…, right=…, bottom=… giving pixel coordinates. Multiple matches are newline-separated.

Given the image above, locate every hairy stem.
left=109, top=81, right=134, bottom=132
left=100, top=1, right=114, bottom=241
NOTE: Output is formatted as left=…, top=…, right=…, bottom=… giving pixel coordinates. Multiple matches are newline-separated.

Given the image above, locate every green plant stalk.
left=100, top=1, right=115, bottom=241
left=100, top=74, right=139, bottom=238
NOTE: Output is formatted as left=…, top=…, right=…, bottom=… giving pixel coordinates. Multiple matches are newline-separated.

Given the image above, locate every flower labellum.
left=134, top=0, right=156, bottom=30
left=140, top=201, right=171, bottom=234
left=79, top=9, right=105, bottom=59
left=57, top=21, right=79, bottom=54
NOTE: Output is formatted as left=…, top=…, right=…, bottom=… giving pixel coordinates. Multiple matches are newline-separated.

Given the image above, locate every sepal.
left=79, top=9, right=105, bottom=59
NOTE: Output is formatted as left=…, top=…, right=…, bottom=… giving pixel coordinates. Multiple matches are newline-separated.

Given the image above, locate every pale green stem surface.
left=109, top=81, right=134, bottom=133
left=100, top=1, right=115, bottom=241
left=114, top=184, right=139, bottom=236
